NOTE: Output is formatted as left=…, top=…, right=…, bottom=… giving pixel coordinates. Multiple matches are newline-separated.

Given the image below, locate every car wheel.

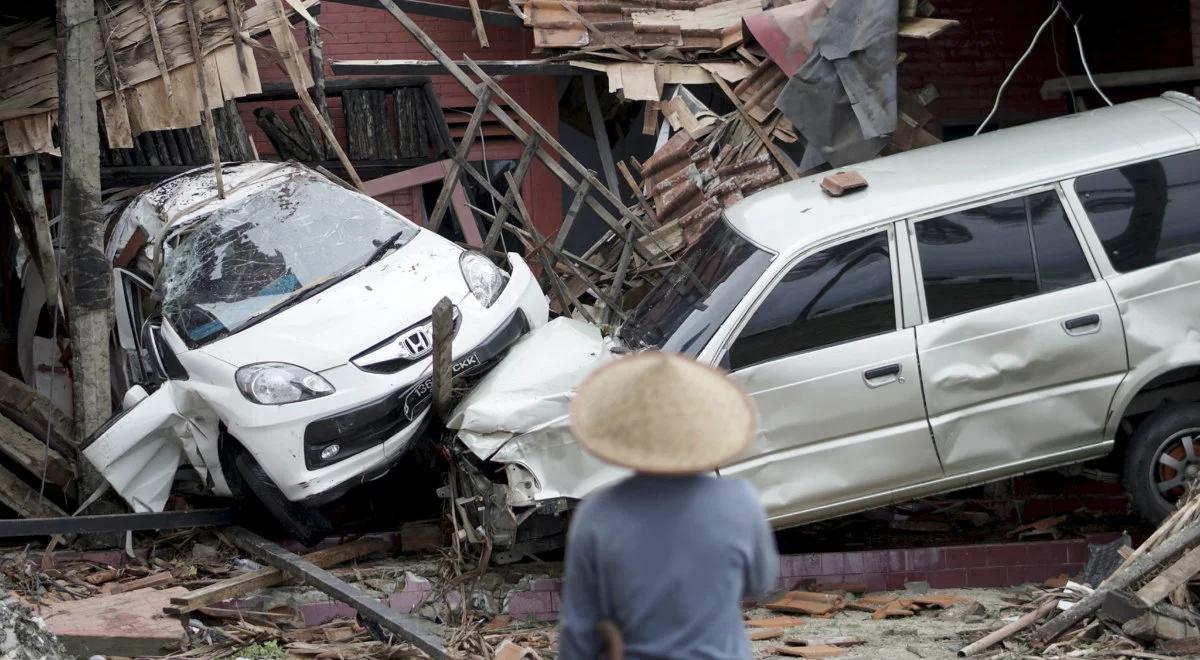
left=233, top=450, right=332, bottom=547
left=1123, top=403, right=1200, bottom=524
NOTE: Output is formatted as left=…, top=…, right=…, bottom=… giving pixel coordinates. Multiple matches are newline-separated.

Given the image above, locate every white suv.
left=451, top=93, right=1200, bottom=557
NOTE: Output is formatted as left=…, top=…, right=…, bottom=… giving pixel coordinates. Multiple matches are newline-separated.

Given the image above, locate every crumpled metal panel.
left=916, top=281, right=1127, bottom=475
left=447, top=317, right=630, bottom=501
left=1105, top=254, right=1200, bottom=438
left=82, top=382, right=189, bottom=512
left=772, top=0, right=897, bottom=167
left=719, top=327, right=943, bottom=520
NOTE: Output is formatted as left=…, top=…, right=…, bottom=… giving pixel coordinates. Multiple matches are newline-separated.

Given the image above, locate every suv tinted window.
left=728, top=232, right=894, bottom=370
left=917, top=190, right=1093, bottom=320
left=1075, top=150, right=1200, bottom=272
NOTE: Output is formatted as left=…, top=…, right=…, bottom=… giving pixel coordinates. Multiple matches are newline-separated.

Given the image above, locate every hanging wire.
left=1048, top=1, right=1077, bottom=113
left=974, top=2, right=1062, bottom=135
left=1070, top=14, right=1114, bottom=107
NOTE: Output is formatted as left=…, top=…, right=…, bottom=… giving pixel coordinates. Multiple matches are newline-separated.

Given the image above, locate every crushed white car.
left=85, top=162, right=547, bottom=541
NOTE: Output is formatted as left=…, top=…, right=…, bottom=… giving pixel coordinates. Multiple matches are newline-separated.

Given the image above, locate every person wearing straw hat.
left=557, top=351, right=780, bottom=660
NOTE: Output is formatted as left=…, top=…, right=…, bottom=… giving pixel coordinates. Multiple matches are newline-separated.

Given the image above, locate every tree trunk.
left=57, top=0, right=113, bottom=493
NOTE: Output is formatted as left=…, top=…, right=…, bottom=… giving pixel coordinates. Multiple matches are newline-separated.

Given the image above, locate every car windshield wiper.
left=360, top=229, right=410, bottom=269
left=236, top=274, right=350, bottom=332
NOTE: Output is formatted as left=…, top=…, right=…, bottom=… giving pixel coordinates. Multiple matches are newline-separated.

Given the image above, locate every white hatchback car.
left=85, top=162, right=548, bottom=541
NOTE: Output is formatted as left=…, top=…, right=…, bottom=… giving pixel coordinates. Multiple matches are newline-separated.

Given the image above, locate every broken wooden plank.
left=785, top=636, right=865, bottom=647
left=0, top=460, right=67, bottom=520
left=225, top=527, right=445, bottom=658
left=485, top=134, right=540, bottom=250
left=1135, top=545, right=1200, bottom=609
left=227, top=0, right=252, bottom=76
left=0, top=412, right=73, bottom=488
left=712, top=76, right=800, bottom=180
left=106, top=571, right=173, bottom=595
left=22, top=156, right=58, bottom=307
left=898, top=17, right=959, bottom=39
left=96, top=11, right=133, bottom=149
left=466, top=0, right=490, bottom=47
left=43, top=587, right=188, bottom=657
left=167, top=538, right=387, bottom=615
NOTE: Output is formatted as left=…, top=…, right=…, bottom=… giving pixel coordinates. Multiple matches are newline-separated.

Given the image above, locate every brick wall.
left=241, top=3, right=562, bottom=235
left=901, top=1, right=1193, bottom=128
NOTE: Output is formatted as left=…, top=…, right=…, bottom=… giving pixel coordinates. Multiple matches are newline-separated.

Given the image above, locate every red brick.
left=820, top=553, right=846, bottom=576
left=926, top=569, right=968, bottom=589
left=965, top=567, right=1009, bottom=588
left=1025, top=541, right=1070, bottom=566
left=1066, top=541, right=1089, bottom=564
left=986, top=544, right=1028, bottom=567
left=906, top=548, right=944, bottom=571
left=944, top=547, right=977, bottom=570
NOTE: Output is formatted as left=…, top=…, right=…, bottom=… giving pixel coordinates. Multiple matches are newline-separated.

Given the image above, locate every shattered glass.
left=159, top=174, right=418, bottom=345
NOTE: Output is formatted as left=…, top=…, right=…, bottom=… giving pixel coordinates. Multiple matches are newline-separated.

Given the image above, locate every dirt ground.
left=747, top=588, right=1027, bottom=659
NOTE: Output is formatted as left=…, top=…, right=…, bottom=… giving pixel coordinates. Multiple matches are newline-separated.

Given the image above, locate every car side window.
left=727, top=231, right=895, bottom=370
left=1074, top=150, right=1200, bottom=273
left=916, top=190, right=1093, bottom=321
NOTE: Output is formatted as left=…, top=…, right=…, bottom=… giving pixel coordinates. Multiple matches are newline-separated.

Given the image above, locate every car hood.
left=197, top=231, right=469, bottom=372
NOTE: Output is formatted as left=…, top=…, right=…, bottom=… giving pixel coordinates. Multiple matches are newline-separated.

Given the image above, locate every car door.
left=715, top=227, right=944, bottom=525
left=909, top=186, right=1128, bottom=477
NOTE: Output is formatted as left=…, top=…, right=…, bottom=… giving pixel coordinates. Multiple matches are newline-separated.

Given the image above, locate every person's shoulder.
left=573, top=476, right=634, bottom=521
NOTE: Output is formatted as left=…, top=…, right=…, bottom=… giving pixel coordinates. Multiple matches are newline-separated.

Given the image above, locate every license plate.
left=401, top=351, right=482, bottom=419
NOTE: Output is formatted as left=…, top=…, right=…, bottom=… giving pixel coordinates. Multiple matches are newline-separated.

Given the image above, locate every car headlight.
left=459, top=251, right=509, bottom=308
left=235, top=363, right=334, bottom=405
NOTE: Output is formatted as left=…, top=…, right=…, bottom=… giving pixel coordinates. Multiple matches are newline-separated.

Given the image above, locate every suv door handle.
left=1063, top=313, right=1101, bottom=335
left=863, top=363, right=902, bottom=388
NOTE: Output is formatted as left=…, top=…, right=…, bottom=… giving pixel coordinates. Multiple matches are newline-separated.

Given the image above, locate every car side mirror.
left=123, top=384, right=149, bottom=410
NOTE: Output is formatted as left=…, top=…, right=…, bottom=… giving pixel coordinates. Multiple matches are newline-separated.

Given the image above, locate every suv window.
left=1074, top=150, right=1200, bottom=273
left=728, top=231, right=894, bottom=370
left=916, top=190, right=1093, bottom=321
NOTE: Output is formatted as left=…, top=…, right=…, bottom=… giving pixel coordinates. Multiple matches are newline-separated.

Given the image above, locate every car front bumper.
left=223, top=254, right=549, bottom=504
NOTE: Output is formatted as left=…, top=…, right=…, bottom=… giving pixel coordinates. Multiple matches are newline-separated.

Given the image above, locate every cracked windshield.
left=159, top=175, right=417, bottom=345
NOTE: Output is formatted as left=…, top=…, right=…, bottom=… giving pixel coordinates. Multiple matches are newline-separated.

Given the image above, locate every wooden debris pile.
left=957, top=481, right=1200, bottom=658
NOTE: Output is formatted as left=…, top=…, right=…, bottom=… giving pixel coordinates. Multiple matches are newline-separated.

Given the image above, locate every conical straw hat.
left=569, top=351, right=757, bottom=474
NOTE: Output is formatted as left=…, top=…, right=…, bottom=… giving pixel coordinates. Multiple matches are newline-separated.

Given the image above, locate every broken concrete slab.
left=40, top=586, right=188, bottom=657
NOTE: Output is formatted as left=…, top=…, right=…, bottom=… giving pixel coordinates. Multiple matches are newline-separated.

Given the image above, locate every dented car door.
left=909, top=187, right=1128, bottom=476
left=715, top=227, right=944, bottom=526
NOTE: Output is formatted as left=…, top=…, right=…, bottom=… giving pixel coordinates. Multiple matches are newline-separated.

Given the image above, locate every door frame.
left=901, top=183, right=1105, bottom=325
left=703, top=224, right=905, bottom=368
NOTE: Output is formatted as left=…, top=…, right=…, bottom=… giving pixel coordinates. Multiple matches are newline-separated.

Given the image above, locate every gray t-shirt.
left=558, top=474, right=780, bottom=659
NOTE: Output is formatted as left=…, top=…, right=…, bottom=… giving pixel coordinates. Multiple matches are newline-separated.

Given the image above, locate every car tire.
left=1123, top=403, right=1200, bottom=524
left=233, top=450, right=332, bottom=547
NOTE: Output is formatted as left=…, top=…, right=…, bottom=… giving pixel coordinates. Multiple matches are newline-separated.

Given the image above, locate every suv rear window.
left=1075, top=150, right=1200, bottom=273
left=916, top=190, right=1093, bottom=321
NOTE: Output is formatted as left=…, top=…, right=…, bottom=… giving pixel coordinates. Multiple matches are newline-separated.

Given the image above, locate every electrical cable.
left=975, top=2, right=1061, bottom=136
left=1048, top=1, right=1076, bottom=113
left=1071, top=15, right=1114, bottom=107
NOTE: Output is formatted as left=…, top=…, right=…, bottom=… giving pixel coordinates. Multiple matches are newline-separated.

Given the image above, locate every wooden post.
left=141, top=0, right=172, bottom=96
left=58, top=0, right=115, bottom=507
left=23, top=157, right=58, bottom=308
left=183, top=0, right=226, bottom=198
left=430, top=297, right=454, bottom=420
left=304, top=18, right=331, bottom=155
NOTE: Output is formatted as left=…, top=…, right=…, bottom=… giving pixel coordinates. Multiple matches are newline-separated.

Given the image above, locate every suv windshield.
left=620, top=217, right=773, bottom=355
left=159, top=175, right=418, bottom=346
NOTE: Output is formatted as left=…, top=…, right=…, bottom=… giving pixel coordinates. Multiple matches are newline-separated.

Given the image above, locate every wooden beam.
left=166, top=538, right=387, bottom=616
left=323, top=0, right=524, bottom=28
left=225, top=527, right=445, bottom=658
left=0, top=413, right=74, bottom=489
left=485, top=133, right=540, bottom=250
left=97, top=9, right=133, bottom=149
left=1041, top=65, right=1200, bottom=99
left=584, top=74, right=620, bottom=197
left=183, top=0, right=226, bottom=198
left=225, top=0, right=251, bottom=77
left=141, top=0, right=173, bottom=96
left=428, top=87, right=492, bottom=232
left=0, top=461, right=67, bottom=520
left=305, top=18, right=330, bottom=156
left=466, top=0, right=490, bottom=48
left=240, top=77, right=431, bottom=102
left=266, top=0, right=365, bottom=191
left=1134, top=544, right=1200, bottom=609
left=331, top=59, right=580, bottom=77
left=22, top=157, right=59, bottom=307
